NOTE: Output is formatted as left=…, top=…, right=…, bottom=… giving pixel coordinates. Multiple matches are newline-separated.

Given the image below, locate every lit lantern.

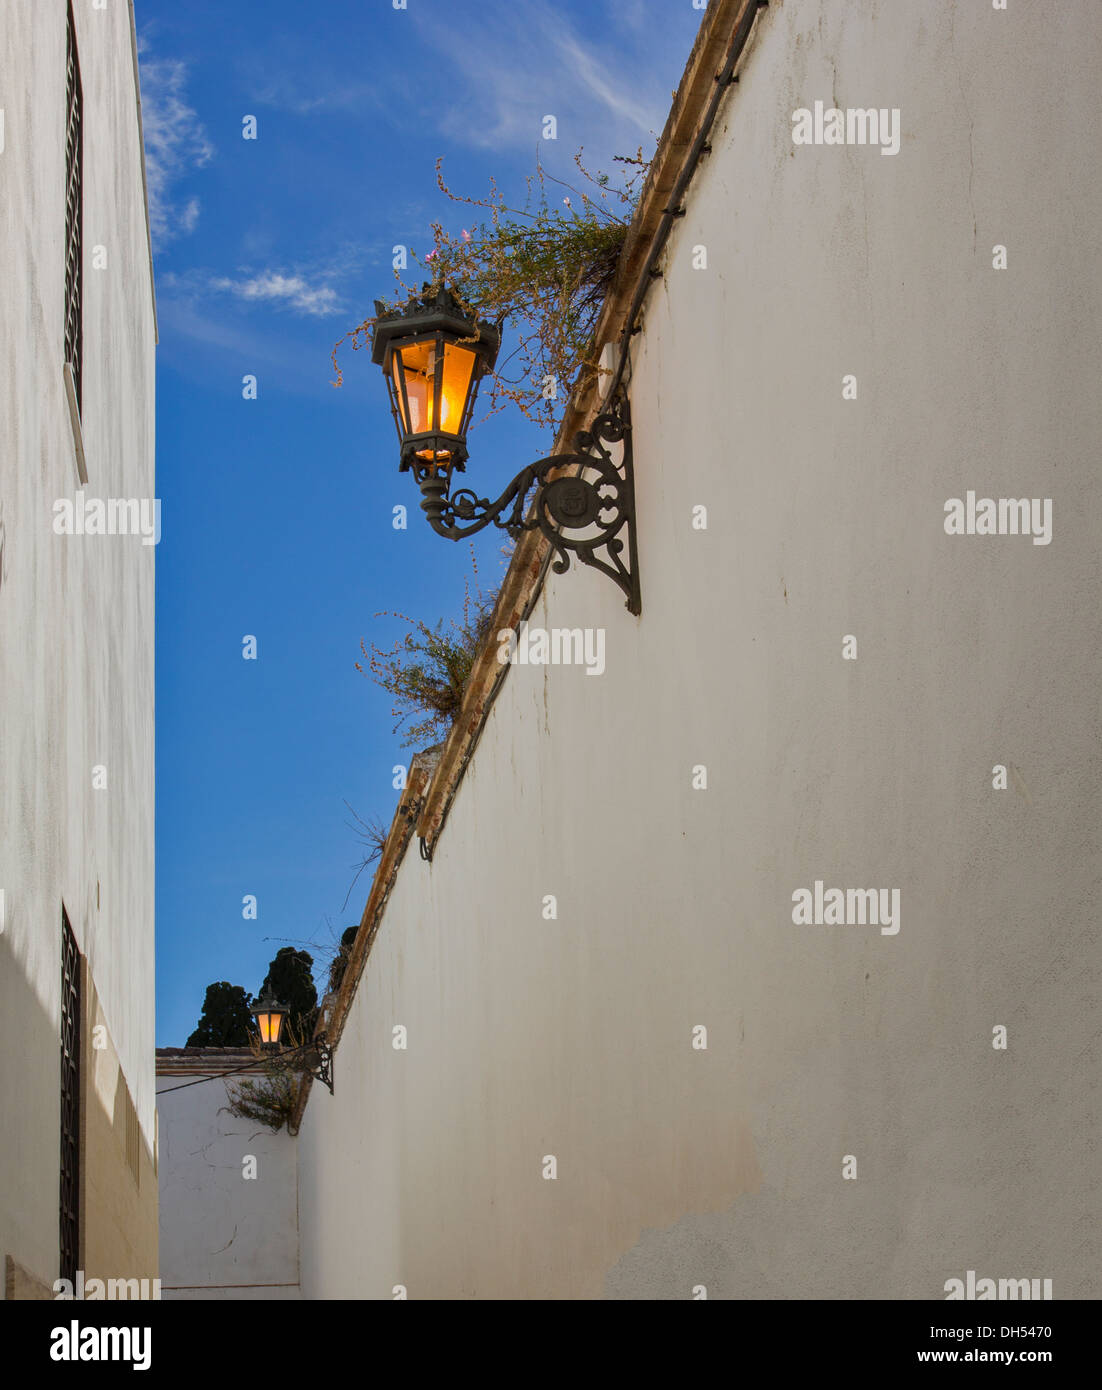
left=367, top=279, right=639, bottom=614
left=371, top=285, right=500, bottom=479
left=250, top=991, right=289, bottom=1048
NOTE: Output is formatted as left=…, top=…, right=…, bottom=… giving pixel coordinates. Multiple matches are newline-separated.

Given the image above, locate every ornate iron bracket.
left=307, top=1034, right=334, bottom=1094
left=415, top=390, right=641, bottom=615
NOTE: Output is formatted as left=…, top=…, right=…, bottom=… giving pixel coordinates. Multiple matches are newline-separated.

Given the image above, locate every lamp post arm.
left=416, top=391, right=641, bottom=615
left=418, top=462, right=543, bottom=540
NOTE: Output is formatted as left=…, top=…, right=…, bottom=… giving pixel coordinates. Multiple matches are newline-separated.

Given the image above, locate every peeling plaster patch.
left=584, top=1120, right=763, bottom=1300
left=603, top=1184, right=909, bottom=1300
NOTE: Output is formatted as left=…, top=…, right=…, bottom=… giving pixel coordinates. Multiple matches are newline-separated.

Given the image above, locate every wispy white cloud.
left=248, top=78, right=382, bottom=117
left=554, top=31, right=658, bottom=133
left=412, top=0, right=682, bottom=160
left=155, top=297, right=333, bottom=396
left=208, top=271, right=342, bottom=317
left=160, top=252, right=368, bottom=320
left=138, top=42, right=214, bottom=244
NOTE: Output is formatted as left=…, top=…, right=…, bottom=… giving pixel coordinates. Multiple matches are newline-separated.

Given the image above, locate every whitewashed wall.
left=0, top=0, right=156, bottom=1286
left=297, top=0, right=1100, bottom=1299
left=158, top=1075, right=300, bottom=1300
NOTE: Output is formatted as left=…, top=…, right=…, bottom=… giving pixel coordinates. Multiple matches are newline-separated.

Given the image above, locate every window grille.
left=64, top=0, right=83, bottom=415
left=59, top=909, right=82, bottom=1284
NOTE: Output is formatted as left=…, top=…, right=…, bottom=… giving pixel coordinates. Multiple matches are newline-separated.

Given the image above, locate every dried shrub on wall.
left=221, top=1021, right=312, bottom=1134
left=357, top=551, right=497, bottom=747
left=223, top=1071, right=297, bottom=1134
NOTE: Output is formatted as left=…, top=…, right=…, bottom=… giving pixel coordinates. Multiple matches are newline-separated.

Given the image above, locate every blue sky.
left=145, top=0, right=704, bottom=1045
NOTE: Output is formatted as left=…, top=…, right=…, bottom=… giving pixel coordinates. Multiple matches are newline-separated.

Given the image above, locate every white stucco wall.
left=0, top=0, right=156, bottom=1286
left=157, top=1074, right=300, bottom=1300
left=297, top=0, right=1100, bottom=1298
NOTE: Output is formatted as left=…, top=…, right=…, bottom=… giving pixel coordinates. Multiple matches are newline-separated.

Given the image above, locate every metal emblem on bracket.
left=419, top=390, right=641, bottom=615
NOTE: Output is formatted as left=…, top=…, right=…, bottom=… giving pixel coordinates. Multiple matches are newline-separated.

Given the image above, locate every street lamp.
left=249, top=992, right=334, bottom=1095
left=250, top=991, right=288, bottom=1048
left=373, top=283, right=500, bottom=479
left=372, top=284, right=640, bottom=614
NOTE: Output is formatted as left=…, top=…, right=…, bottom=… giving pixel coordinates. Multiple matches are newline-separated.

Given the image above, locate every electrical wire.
left=155, top=1040, right=317, bottom=1095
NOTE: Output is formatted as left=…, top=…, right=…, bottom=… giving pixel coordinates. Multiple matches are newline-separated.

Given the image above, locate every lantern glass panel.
left=394, top=338, right=435, bottom=434
left=256, top=1008, right=284, bottom=1045
left=439, top=341, right=478, bottom=434
left=393, top=338, right=480, bottom=438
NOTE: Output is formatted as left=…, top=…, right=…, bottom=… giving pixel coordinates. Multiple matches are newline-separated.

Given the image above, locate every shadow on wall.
left=0, top=930, right=62, bottom=1296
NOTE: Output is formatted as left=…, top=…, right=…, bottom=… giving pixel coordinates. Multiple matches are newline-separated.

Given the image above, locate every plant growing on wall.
left=341, top=805, right=390, bottom=910
left=223, top=1070, right=298, bottom=1134
left=358, top=550, right=497, bottom=747
left=221, top=1018, right=313, bottom=1134
left=332, top=148, right=649, bottom=431
left=327, top=924, right=360, bottom=994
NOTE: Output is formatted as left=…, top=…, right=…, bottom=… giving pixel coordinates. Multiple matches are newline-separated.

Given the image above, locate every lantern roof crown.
left=251, top=990, right=288, bottom=1012
left=370, top=284, right=500, bottom=368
